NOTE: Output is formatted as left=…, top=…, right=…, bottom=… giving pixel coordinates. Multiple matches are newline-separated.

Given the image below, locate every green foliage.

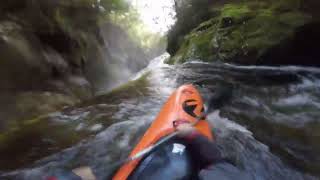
left=0, top=0, right=133, bottom=77
left=169, top=25, right=216, bottom=64
left=109, top=7, right=166, bottom=51
left=100, top=0, right=129, bottom=12
left=168, top=1, right=311, bottom=64
left=0, top=0, right=130, bottom=37
left=167, top=0, right=214, bottom=55
left=221, top=4, right=251, bottom=18
left=270, top=0, right=302, bottom=12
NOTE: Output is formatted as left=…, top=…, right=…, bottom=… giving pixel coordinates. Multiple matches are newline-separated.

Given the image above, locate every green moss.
left=279, top=11, right=309, bottom=27
left=14, top=92, right=79, bottom=121
left=167, top=18, right=219, bottom=64
left=23, top=116, right=44, bottom=126
left=169, top=1, right=310, bottom=64
left=165, top=56, right=176, bottom=65
left=220, top=4, right=252, bottom=22
left=0, top=134, right=5, bottom=144
left=0, top=114, right=90, bottom=170
left=81, top=73, right=150, bottom=106
left=105, top=73, right=149, bottom=98
left=271, top=0, right=302, bottom=12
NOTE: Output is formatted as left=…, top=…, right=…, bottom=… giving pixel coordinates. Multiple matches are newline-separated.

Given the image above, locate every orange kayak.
left=113, top=84, right=214, bottom=180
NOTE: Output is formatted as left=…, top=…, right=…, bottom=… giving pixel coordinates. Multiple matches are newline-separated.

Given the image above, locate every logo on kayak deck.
left=182, top=99, right=204, bottom=119
left=172, top=143, right=186, bottom=155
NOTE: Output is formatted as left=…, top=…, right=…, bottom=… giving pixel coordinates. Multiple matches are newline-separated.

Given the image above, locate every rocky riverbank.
left=0, top=0, right=154, bottom=124
left=167, top=0, right=320, bottom=66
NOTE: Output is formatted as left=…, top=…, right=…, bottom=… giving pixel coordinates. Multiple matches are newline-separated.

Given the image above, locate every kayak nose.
left=179, top=84, right=197, bottom=95
left=113, top=84, right=213, bottom=180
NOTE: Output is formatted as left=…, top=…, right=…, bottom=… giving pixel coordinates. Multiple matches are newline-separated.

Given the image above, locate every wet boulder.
left=167, top=0, right=320, bottom=66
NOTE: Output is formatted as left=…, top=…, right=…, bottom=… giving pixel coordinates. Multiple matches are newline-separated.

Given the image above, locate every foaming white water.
left=132, top=53, right=177, bottom=96
left=276, top=94, right=320, bottom=113
left=187, top=61, right=320, bottom=73
left=4, top=57, right=319, bottom=179
left=276, top=94, right=313, bottom=106
left=132, top=53, right=170, bottom=80
left=208, top=110, right=252, bottom=136
left=224, top=63, right=320, bottom=73
left=293, top=77, right=320, bottom=90
left=95, top=53, right=171, bottom=96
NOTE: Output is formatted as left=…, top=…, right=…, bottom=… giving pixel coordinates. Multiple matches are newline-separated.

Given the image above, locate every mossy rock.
left=168, top=1, right=312, bottom=65
left=0, top=114, right=90, bottom=170
left=15, top=92, right=79, bottom=118
left=0, top=21, right=53, bottom=89
left=80, top=73, right=150, bottom=106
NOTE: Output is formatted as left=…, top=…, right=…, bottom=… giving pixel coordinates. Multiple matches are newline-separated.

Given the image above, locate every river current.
left=1, top=54, right=320, bottom=179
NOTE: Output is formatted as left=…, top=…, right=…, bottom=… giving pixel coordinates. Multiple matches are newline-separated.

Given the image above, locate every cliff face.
left=0, top=1, right=164, bottom=170
left=167, top=0, right=320, bottom=66
left=0, top=1, right=100, bottom=95
left=0, top=0, right=151, bottom=122
left=85, top=22, right=150, bottom=92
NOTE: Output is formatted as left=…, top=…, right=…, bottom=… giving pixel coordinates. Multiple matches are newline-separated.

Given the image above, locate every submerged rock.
left=167, top=0, right=320, bottom=66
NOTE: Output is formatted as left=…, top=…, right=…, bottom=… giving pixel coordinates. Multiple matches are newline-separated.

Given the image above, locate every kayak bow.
left=113, top=84, right=214, bottom=180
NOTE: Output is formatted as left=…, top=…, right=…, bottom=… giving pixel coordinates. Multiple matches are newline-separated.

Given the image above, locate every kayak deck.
left=113, top=84, right=213, bottom=180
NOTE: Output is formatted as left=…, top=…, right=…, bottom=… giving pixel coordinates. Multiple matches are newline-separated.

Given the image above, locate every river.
left=1, top=54, right=319, bottom=179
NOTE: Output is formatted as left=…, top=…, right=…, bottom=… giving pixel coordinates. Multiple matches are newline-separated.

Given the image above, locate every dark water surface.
left=1, top=54, right=320, bottom=179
